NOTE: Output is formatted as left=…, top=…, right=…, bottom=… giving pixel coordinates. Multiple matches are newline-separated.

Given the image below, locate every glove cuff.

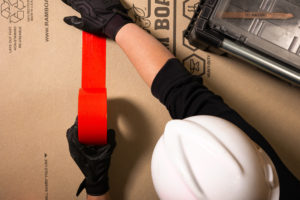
left=104, top=14, right=133, bottom=40
left=76, top=178, right=109, bottom=197
left=86, top=178, right=109, bottom=196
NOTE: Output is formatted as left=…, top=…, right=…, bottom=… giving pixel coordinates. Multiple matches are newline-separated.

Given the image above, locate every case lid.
left=209, top=0, right=300, bottom=70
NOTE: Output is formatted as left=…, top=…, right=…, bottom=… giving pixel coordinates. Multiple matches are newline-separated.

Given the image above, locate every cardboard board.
left=0, top=0, right=299, bottom=199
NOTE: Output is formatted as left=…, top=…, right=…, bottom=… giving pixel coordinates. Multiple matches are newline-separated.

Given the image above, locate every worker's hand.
left=66, top=118, right=116, bottom=196
left=62, top=0, right=132, bottom=40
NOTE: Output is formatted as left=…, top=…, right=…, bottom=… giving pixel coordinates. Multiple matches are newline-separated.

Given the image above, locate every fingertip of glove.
left=63, top=16, right=73, bottom=25
left=66, top=125, right=74, bottom=141
left=64, top=16, right=84, bottom=29
left=66, top=118, right=79, bottom=141
left=61, top=0, right=70, bottom=6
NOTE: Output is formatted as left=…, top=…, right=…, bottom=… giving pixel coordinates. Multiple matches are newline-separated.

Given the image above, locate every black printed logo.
left=1, top=0, right=25, bottom=23
left=183, top=0, right=199, bottom=19
left=129, top=4, right=151, bottom=29
left=183, top=54, right=206, bottom=76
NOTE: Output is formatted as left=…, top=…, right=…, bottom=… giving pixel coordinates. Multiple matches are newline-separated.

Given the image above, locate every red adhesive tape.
left=78, top=32, right=107, bottom=145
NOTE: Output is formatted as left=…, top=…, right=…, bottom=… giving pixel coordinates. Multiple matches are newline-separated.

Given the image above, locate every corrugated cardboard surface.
left=0, top=0, right=299, bottom=199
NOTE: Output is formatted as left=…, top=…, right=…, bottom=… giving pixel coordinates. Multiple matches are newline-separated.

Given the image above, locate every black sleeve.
left=151, top=58, right=300, bottom=199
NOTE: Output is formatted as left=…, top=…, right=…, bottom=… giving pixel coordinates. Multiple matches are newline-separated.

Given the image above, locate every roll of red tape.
left=78, top=32, right=107, bottom=145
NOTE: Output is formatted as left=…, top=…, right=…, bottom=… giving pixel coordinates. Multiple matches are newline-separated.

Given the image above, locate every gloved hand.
left=62, top=0, right=133, bottom=40
left=66, top=118, right=116, bottom=196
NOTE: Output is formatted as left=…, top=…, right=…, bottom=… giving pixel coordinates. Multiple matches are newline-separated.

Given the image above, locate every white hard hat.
left=151, top=115, right=279, bottom=200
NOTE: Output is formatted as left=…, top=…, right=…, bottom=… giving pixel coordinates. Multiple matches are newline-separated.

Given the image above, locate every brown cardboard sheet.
left=0, top=0, right=299, bottom=199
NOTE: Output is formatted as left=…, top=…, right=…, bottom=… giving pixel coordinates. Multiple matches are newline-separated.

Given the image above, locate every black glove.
left=62, top=0, right=133, bottom=40
left=66, top=118, right=116, bottom=196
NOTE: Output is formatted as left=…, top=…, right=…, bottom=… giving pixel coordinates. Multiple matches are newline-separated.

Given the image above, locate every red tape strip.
left=78, top=32, right=107, bottom=145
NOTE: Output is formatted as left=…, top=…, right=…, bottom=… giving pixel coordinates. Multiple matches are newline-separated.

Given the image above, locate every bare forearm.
left=87, top=193, right=111, bottom=200
left=115, top=23, right=175, bottom=87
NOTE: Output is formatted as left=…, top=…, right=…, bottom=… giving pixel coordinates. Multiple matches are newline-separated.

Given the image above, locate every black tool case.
left=184, top=0, right=300, bottom=86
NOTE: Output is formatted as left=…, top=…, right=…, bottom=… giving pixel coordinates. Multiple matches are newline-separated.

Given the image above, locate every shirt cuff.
left=151, top=58, right=191, bottom=100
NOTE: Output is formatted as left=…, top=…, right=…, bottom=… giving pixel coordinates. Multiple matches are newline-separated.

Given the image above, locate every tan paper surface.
left=0, top=0, right=299, bottom=199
